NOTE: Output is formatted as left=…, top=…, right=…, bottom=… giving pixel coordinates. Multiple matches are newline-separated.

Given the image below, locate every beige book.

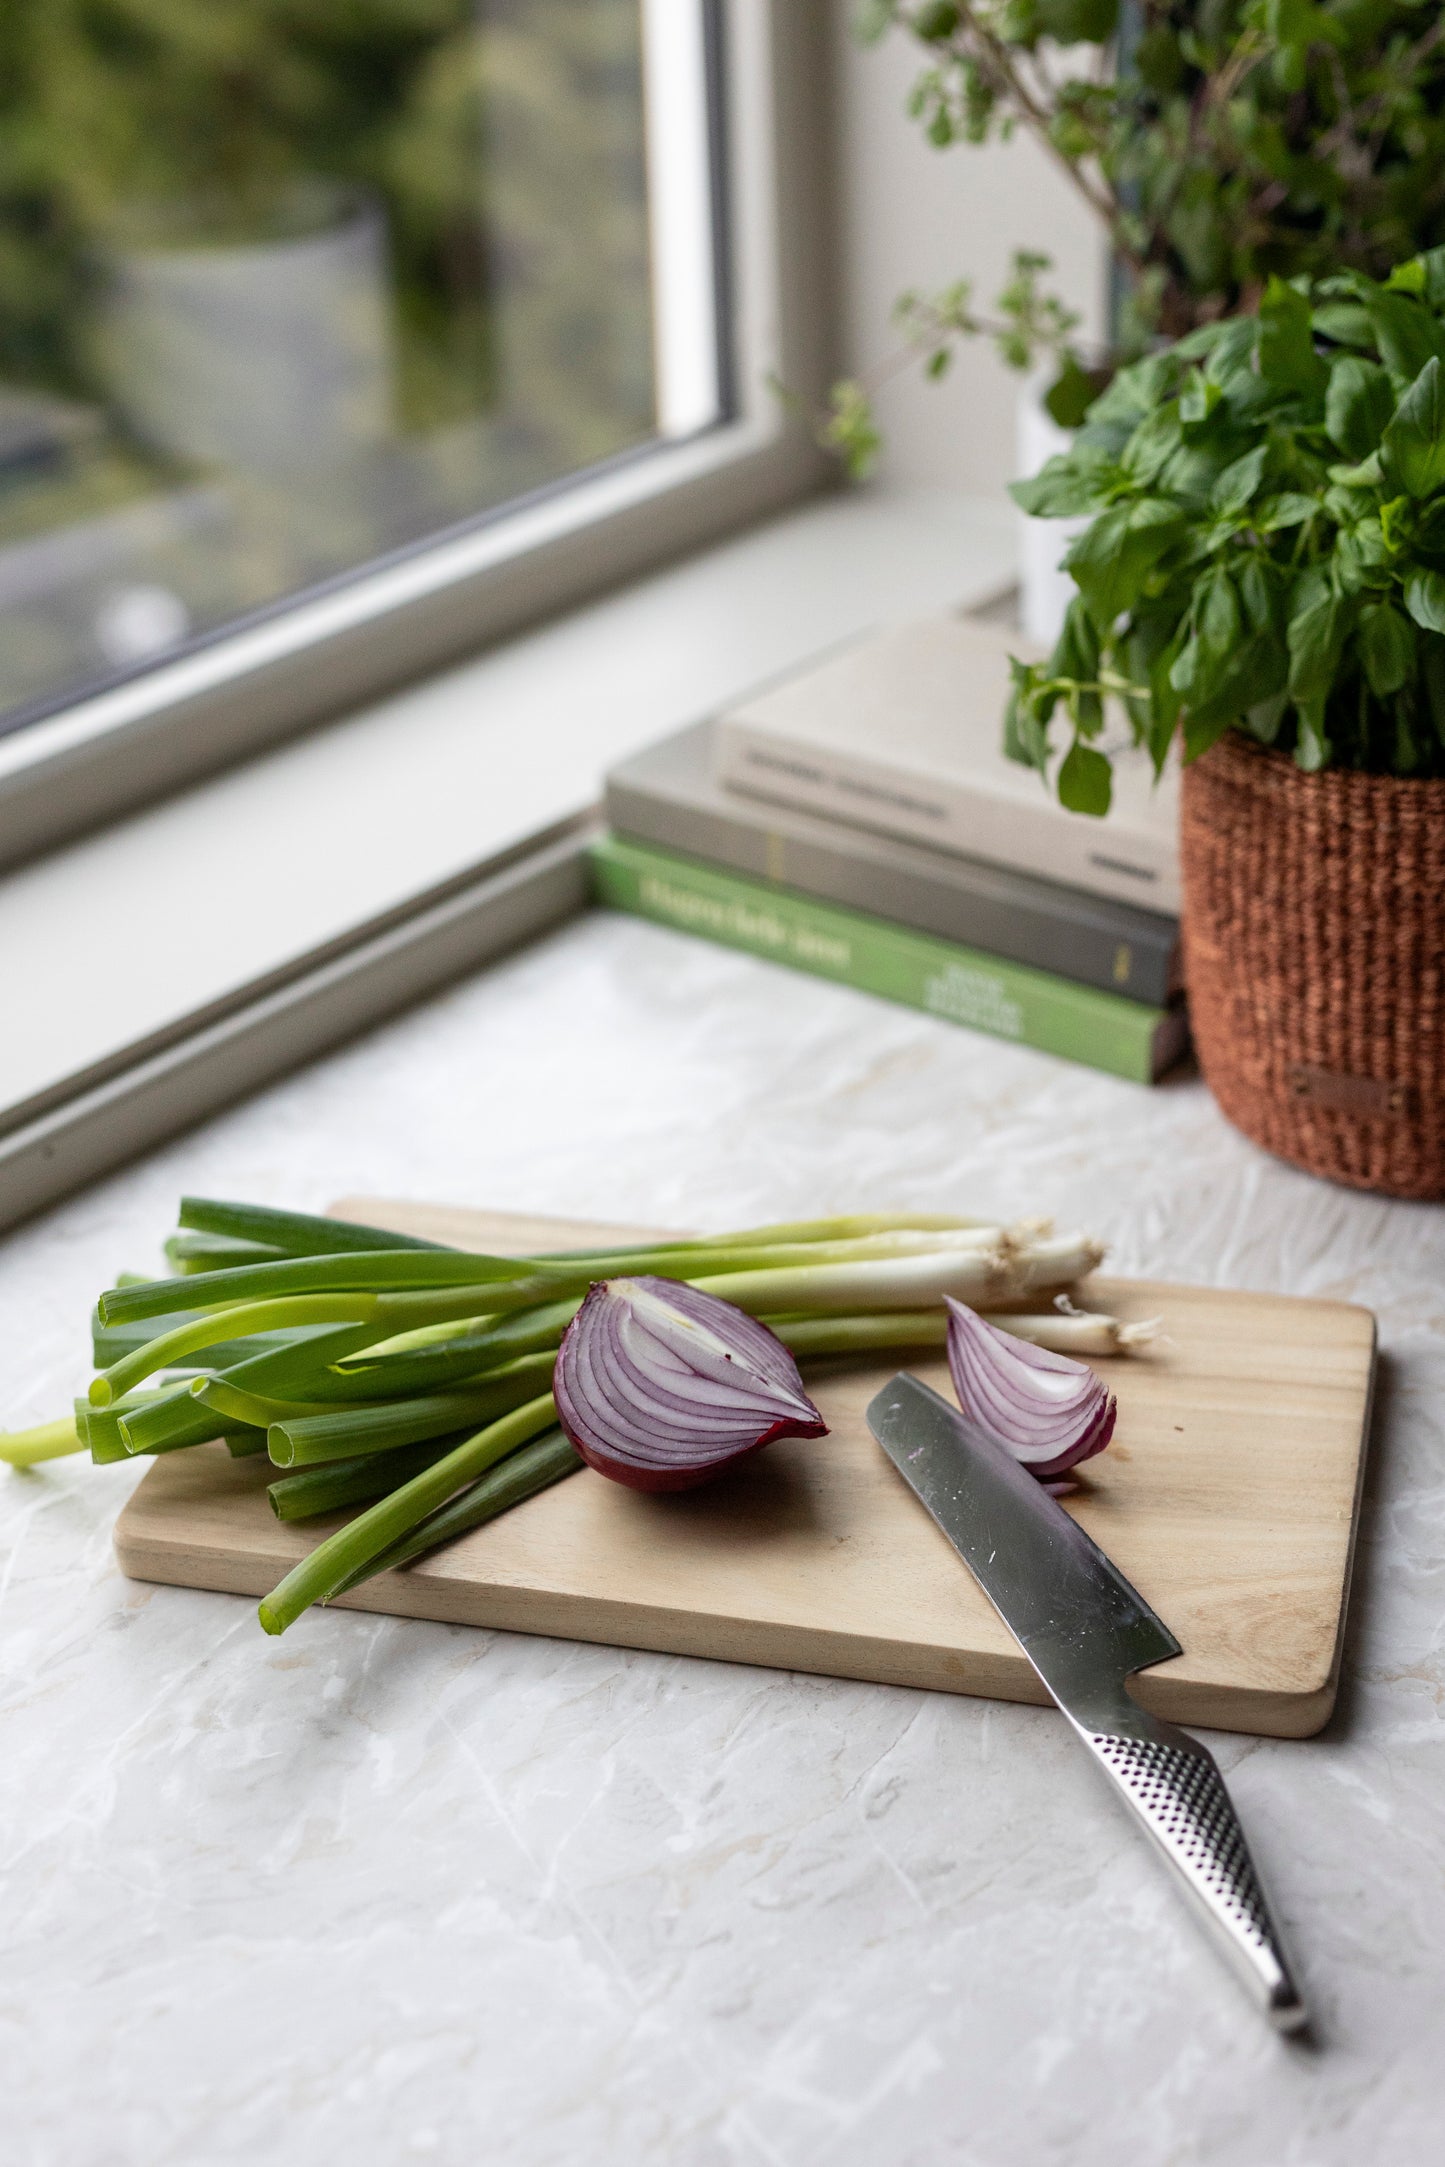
left=712, top=614, right=1181, bottom=915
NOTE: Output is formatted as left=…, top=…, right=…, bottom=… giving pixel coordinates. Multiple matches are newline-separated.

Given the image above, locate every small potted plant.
left=1007, top=255, right=1445, bottom=1198
left=834, top=2, right=1445, bottom=635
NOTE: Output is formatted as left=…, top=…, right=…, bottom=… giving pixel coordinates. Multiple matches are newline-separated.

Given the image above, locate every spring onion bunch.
left=0, top=1195, right=1146, bottom=1635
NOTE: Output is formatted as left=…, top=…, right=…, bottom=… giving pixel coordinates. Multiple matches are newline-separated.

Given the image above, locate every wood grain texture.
left=113, top=1201, right=1377, bottom=1737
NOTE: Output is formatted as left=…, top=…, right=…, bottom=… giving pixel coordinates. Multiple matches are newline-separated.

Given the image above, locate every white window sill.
left=1, top=484, right=1016, bottom=1224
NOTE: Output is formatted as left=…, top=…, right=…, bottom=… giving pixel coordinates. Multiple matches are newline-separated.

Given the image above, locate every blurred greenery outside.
left=0, top=0, right=665, bottom=723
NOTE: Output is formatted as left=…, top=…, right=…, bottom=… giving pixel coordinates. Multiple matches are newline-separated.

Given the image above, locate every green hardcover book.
left=590, top=834, right=1188, bottom=1085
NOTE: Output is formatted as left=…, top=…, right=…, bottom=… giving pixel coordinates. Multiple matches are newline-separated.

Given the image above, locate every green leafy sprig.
left=826, top=1, right=1445, bottom=463
left=1007, top=250, right=1445, bottom=806
left=817, top=251, right=1085, bottom=477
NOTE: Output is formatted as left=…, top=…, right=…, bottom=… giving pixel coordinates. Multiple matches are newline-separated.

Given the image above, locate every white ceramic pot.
left=99, top=187, right=394, bottom=479
left=1015, top=374, right=1087, bottom=649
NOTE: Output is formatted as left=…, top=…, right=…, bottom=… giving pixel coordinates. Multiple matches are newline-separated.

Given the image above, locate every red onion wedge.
left=554, top=1276, right=828, bottom=1493
left=945, top=1296, right=1115, bottom=1481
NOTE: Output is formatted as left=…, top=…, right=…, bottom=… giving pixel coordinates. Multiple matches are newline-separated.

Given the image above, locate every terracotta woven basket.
left=1180, top=732, right=1445, bottom=1199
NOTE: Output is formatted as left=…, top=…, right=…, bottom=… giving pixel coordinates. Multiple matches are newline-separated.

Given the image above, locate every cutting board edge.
left=113, top=1511, right=1341, bottom=1740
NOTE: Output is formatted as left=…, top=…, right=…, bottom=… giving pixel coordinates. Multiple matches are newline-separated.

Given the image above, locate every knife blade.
left=867, top=1372, right=1306, bottom=2031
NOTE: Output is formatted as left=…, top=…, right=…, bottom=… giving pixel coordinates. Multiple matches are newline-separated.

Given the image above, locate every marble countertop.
left=3, top=910, right=1442, bottom=2166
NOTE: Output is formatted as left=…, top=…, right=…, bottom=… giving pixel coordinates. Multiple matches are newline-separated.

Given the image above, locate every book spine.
left=605, top=771, right=1178, bottom=1006
left=714, top=718, right=1181, bottom=916
left=591, top=836, right=1176, bottom=1085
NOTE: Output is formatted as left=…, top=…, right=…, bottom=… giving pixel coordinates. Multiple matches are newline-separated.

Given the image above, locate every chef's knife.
left=867, top=1372, right=1306, bottom=2031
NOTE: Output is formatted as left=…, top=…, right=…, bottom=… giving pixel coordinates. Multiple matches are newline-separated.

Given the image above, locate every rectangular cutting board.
left=114, top=1201, right=1377, bottom=1737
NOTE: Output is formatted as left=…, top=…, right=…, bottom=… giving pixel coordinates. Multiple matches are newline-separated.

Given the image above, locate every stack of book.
left=591, top=614, right=1188, bottom=1085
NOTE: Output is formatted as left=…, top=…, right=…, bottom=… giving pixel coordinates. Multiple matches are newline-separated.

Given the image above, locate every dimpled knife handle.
left=1082, top=1721, right=1307, bottom=2031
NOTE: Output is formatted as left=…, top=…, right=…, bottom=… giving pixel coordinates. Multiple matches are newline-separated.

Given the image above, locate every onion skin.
left=563, top=1413, right=811, bottom=1496
left=555, top=1276, right=828, bottom=1494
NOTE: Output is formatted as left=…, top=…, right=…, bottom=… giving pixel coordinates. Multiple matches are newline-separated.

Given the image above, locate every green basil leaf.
left=1311, top=302, right=1376, bottom=352
left=1010, top=454, right=1110, bottom=519
left=1292, top=564, right=1332, bottom=618
left=1416, top=246, right=1445, bottom=313
left=1380, top=495, right=1416, bottom=552
left=1173, top=321, right=1233, bottom=363
left=1387, top=247, right=1445, bottom=312
left=1158, top=440, right=1248, bottom=508
left=1052, top=595, right=1100, bottom=685
left=1181, top=707, right=1235, bottom=762
left=1295, top=704, right=1331, bottom=771
left=1062, top=498, right=1183, bottom=628
left=1255, top=493, right=1318, bottom=531
left=1325, top=453, right=1382, bottom=490
left=1385, top=257, right=1428, bottom=297
left=1358, top=602, right=1416, bottom=697
left=1085, top=352, right=1174, bottom=431
left=1044, top=353, right=1103, bottom=430
left=1169, top=566, right=1242, bottom=707
left=1209, top=446, right=1268, bottom=515
left=1337, top=518, right=1392, bottom=584
left=1404, top=568, right=1445, bottom=634
left=1240, top=556, right=1282, bottom=637
left=1206, top=317, right=1263, bottom=385
left=1324, top=355, right=1395, bottom=462
left=1120, top=608, right=1184, bottom=774
left=1122, top=402, right=1184, bottom=487
left=1288, top=585, right=1348, bottom=701
left=1179, top=369, right=1222, bottom=427
left=1360, top=287, right=1445, bottom=390
left=1258, top=277, right=1327, bottom=400
left=1244, top=691, right=1289, bottom=744
left=1379, top=358, right=1445, bottom=499
left=1004, top=662, right=1052, bottom=771
left=1056, top=739, right=1113, bottom=817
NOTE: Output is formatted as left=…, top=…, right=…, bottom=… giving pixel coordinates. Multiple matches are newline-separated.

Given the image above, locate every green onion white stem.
left=1010, top=1234, right=1108, bottom=1290
left=688, top=1247, right=1014, bottom=1316
left=1016, top=1311, right=1159, bottom=1354
left=771, top=1307, right=1146, bottom=1360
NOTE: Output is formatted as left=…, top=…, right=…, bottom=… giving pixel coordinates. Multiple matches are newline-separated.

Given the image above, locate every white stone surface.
left=2, top=912, right=1442, bottom=2166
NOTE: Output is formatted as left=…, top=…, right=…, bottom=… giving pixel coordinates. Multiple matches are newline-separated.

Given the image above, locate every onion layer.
left=554, top=1276, right=828, bottom=1493
left=945, top=1296, right=1115, bottom=1481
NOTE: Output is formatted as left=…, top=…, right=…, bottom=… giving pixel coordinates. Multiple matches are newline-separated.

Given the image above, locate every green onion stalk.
left=1, top=1195, right=1136, bottom=1636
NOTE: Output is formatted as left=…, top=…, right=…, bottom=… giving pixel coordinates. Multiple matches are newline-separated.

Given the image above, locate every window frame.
left=0, top=0, right=837, bottom=875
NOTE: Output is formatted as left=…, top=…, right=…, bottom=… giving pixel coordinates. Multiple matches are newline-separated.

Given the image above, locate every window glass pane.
left=0, top=0, right=724, bottom=732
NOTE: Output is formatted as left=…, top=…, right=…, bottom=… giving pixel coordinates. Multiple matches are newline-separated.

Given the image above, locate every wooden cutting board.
left=114, top=1201, right=1377, bottom=1738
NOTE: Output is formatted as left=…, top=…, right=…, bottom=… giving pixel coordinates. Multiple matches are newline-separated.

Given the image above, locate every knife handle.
left=1071, top=1712, right=1306, bottom=2031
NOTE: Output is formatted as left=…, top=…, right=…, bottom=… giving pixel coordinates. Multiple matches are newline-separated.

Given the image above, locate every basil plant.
left=1008, top=254, right=1445, bottom=813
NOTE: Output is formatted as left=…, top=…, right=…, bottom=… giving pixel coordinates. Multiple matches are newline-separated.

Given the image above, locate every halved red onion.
left=555, top=1275, right=828, bottom=1492
left=945, top=1295, right=1115, bottom=1481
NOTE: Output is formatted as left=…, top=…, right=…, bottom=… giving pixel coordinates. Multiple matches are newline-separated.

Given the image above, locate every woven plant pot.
left=1180, top=731, right=1445, bottom=1199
